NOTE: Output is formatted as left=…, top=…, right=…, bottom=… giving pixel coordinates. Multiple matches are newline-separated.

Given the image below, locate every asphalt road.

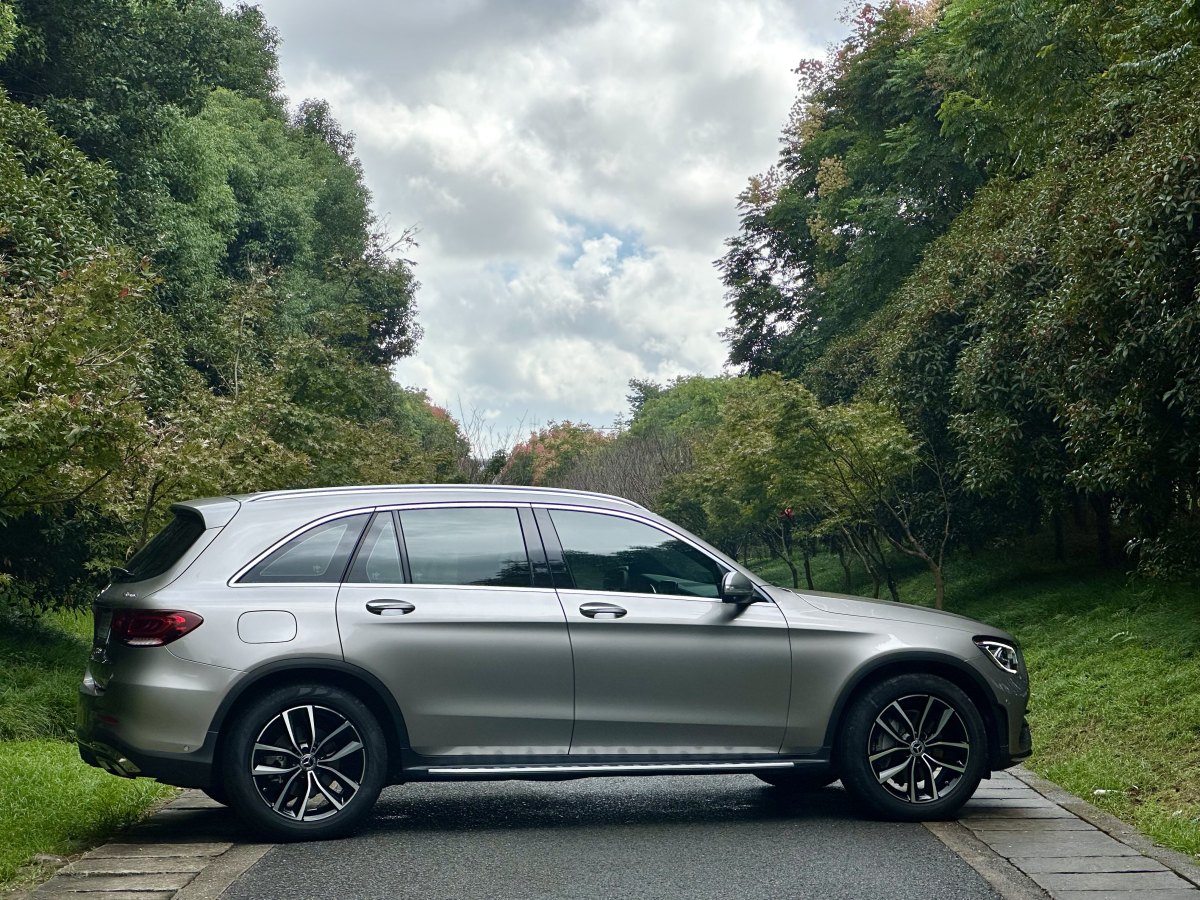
left=223, top=775, right=1001, bottom=900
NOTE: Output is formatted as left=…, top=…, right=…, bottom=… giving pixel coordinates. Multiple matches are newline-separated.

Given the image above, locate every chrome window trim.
left=337, top=583, right=559, bottom=595
left=535, top=503, right=733, bottom=568
left=228, top=501, right=765, bottom=601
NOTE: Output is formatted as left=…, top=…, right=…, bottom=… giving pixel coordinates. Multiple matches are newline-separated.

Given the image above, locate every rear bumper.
left=77, top=679, right=219, bottom=789
left=76, top=725, right=217, bottom=789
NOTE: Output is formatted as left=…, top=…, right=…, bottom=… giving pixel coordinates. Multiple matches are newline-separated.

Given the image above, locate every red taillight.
left=110, top=610, right=203, bottom=647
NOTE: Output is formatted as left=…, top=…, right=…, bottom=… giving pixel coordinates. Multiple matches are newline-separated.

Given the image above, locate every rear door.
left=335, top=505, right=574, bottom=758
left=536, top=506, right=791, bottom=756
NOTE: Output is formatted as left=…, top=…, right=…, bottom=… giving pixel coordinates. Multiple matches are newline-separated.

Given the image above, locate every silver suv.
left=78, top=485, right=1031, bottom=839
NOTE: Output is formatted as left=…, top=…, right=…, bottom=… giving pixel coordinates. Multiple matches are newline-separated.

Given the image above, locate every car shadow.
left=126, top=776, right=878, bottom=845
left=360, top=775, right=864, bottom=837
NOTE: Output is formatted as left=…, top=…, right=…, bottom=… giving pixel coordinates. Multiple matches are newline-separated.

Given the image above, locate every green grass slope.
left=0, top=611, right=173, bottom=888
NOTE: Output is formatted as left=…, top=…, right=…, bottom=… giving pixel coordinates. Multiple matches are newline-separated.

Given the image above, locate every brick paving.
left=957, top=769, right=1200, bottom=898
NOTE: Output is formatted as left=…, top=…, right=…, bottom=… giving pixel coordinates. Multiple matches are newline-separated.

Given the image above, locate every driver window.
left=547, top=509, right=722, bottom=598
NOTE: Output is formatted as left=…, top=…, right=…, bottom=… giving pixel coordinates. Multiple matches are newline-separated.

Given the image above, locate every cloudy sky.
left=251, top=0, right=848, bottom=441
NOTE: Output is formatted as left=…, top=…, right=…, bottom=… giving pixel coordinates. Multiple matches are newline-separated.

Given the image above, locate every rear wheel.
left=837, top=673, right=986, bottom=821
left=220, top=684, right=387, bottom=840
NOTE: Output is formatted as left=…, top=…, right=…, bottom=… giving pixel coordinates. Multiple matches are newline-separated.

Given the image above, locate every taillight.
left=110, top=610, right=203, bottom=647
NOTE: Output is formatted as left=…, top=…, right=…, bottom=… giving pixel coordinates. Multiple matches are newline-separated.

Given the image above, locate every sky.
left=250, top=0, right=849, bottom=445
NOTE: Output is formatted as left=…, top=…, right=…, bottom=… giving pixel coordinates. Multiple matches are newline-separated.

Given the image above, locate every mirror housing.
left=720, top=570, right=755, bottom=604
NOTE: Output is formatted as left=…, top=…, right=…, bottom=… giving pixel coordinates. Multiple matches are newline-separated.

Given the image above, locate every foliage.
left=496, top=422, right=612, bottom=487
left=718, top=0, right=1200, bottom=574
left=0, top=1, right=465, bottom=610
left=718, top=1, right=985, bottom=378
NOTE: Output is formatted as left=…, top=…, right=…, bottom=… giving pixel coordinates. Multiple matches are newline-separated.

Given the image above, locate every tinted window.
left=117, top=511, right=206, bottom=582
left=399, top=508, right=531, bottom=587
left=242, top=514, right=369, bottom=584
left=346, top=512, right=404, bottom=584
left=548, top=510, right=722, bottom=598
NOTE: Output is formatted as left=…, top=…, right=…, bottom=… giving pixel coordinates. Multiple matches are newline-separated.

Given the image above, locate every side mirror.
left=720, top=570, right=755, bottom=604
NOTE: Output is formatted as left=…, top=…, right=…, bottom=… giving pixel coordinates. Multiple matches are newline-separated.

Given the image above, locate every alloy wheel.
left=250, top=704, right=367, bottom=821
left=867, top=693, right=970, bottom=804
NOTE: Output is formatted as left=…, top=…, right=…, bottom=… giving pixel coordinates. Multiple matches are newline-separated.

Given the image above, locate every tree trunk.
left=930, top=561, right=945, bottom=611
left=801, top=539, right=814, bottom=591
left=784, top=555, right=799, bottom=589
left=870, top=532, right=901, bottom=603
left=845, top=528, right=880, bottom=598
left=835, top=540, right=853, bottom=591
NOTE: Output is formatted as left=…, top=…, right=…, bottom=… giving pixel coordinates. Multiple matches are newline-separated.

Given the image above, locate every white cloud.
left=251, top=0, right=847, bottom=438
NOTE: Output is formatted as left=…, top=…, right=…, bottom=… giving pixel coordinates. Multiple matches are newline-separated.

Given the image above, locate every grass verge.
left=0, top=610, right=174, bottom=889
left=751, top=542, right=1200, bottom=859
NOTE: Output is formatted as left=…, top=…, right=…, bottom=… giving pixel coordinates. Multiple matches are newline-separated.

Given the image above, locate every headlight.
left=975, top=637, right=1021, bottom=674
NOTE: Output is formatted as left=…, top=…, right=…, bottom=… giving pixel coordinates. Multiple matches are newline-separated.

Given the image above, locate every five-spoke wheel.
left=837, top=673, right=987, bottom=820
left=221, top=684, right=386, bottom=839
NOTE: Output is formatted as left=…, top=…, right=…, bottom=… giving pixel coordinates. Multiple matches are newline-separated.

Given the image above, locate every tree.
left=496, top=422, right=612, bottom=487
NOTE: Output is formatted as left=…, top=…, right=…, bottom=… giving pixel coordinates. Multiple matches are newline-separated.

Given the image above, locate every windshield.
left=115, top=510, right=206, bottom=582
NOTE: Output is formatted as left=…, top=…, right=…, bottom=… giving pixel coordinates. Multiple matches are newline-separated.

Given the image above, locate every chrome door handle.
left=366, top=599, right=416, bottom=616
left=579, top=601, right=627, bottom=619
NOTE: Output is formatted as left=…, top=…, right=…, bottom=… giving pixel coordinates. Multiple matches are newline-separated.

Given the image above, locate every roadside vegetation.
left=0, top=611, right=173, bottom=888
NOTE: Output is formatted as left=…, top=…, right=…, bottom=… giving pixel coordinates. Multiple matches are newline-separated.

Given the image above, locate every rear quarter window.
left=240, top=514, right=370, bottom=584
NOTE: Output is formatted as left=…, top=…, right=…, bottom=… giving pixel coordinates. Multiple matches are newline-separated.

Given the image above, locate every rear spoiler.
left=172, top=496, right=242, bottom=529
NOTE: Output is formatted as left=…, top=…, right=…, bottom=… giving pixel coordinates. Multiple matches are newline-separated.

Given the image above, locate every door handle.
left=579, top=601, right=627, bottom=619
left=365, top=599, right=416, bottom=616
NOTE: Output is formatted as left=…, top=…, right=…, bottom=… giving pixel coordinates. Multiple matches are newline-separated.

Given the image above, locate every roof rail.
left=244, top=484, right=644, bottom=510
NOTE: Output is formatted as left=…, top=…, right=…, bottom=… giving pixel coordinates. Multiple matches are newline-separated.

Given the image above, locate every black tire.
left=220, top=683, right=387, bottom=840
left=836, top=673, right=987, bottom=821
left=756, top=770, right=837, bottom=791
left=202, top=785, right=229, bottom=806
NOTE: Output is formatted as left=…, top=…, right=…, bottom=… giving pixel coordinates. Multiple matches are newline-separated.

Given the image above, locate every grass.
left=0, top=609, right=174, bottom=889
left=750, top=538, right=1200, bottom=859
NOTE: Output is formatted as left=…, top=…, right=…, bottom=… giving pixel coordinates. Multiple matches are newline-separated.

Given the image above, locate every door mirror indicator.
left=720, top=571, right=755, bottom=604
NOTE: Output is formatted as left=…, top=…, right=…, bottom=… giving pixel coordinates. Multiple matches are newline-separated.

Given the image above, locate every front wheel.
left=220, top=684, right=388, bottom=840
left=837, top=674, right=987, bottom=821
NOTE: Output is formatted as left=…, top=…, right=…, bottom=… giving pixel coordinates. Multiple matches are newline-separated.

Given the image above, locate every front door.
left=536, top=507, right=791, bottom=756
left=336, top=506, right=574, bottom=758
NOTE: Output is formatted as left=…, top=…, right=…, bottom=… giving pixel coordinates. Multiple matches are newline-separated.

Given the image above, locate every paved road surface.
left=223, top=775, right=1000, bottom=900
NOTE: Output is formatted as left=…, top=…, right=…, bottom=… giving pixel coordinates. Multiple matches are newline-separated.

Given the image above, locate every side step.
left=425, top=760, right=797, bottom=777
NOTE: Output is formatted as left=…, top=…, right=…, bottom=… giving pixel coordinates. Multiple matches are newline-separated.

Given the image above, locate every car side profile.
left=78, top=485, right=1031, bottom=840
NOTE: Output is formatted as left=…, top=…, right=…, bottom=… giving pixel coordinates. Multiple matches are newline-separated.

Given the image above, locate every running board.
left=426, top=760, right=795, bottom=776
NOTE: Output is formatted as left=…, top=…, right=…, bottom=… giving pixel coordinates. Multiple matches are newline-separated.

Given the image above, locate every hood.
left=762, top=585, right=995, bottom=635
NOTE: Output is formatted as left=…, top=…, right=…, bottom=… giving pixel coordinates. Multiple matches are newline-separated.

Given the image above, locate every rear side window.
left=346, top=512, right=404, bottom=584
left=241, top=514, right=369, bottom=584
left=399, top=507, right=532, bottom=587
left=117, top=510, right=206, bottom=582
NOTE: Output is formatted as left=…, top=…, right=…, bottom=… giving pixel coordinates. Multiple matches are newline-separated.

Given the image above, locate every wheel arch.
left=207, top=658, right=410, bottom=783
left=823, top=651, right=1005, bottom=772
